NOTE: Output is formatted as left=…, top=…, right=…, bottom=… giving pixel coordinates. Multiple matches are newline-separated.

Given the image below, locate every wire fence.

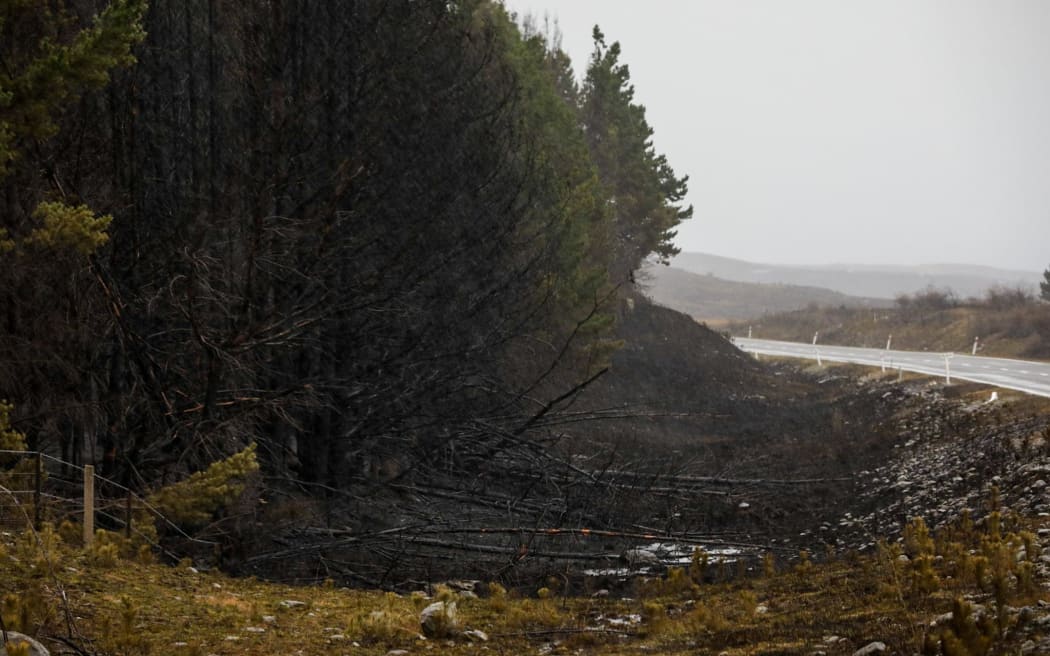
left=0, top=450, right=215, bottom=560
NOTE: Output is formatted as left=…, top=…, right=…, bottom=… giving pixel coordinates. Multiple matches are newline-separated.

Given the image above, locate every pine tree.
left=0, top=0, right=143, bottom=252
left=1040, top=266, right=1050, bottom=301
left=0, top=401, right=26, bottom=452
left=580, top=26, right=693, bottom=285
left=0, top=0, right=146, bottom=475
left=0, top=0, right=146, bottom=176
left=149, top=444, right=260, bottom=527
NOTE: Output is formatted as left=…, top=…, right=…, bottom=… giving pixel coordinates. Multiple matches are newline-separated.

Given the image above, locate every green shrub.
left=149, top=444, right=259, bottom=527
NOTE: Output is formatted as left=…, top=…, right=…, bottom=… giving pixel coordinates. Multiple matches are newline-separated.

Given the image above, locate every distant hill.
left=669, top=252, right=1042, bottom=300
left=642, top=264, right=890, bottom=321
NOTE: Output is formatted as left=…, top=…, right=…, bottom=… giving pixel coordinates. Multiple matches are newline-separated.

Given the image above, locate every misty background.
left=507, top=1, right=1050, bottom=274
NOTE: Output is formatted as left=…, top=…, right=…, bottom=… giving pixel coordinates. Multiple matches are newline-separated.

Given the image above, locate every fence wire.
left=0, top=450, right=216, bottom=561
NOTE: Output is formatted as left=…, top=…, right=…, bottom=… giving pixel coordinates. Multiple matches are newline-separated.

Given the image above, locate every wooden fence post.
left=125, top=490, right=132, bottom=539
left=33, top=452, right=42, bottom=530
left=83, top=465, right=95, bottom=546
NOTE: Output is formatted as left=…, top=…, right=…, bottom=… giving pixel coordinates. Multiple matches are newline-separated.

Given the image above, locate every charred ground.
left=229, top=297, right=1039, bottom=591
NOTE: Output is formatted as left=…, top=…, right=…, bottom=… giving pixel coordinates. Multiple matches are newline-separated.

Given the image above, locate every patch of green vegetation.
left=2, top=500, right=1048, bottom=655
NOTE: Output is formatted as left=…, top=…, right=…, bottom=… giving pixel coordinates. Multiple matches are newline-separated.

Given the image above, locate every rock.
left=420, top=601, right=458, bottom=638
left=930, top=611, right=953, bottom=626
left=0, top=632, right=49, bottom=656
left=622, top=548, right=660, bottom=567
left=444, top=579, right=480, bottom=593
left=852, top=642, right=887, bottom=656
left=386, top=651, right=410, bottom=656
left=244, top=627, right=265, bottom=633
left=463, top=629, right=488, bottom=642
left=261, top=615, right=276, bottom=624
left=278, top=599, right=306, bottom=609
left=591, top=589, right=610, bottom=598
left=1030, top=614, right=1050, bottom=628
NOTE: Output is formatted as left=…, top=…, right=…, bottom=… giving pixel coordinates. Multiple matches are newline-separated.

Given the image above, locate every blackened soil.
left=239, top=297, right=1050, bottom=589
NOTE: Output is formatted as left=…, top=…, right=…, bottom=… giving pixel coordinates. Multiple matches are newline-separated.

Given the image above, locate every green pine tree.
left=0, top=0, right=145, bottom=252
left=149, top=444, right=260, bottom=528
left=0, top=0, right=146, bottom=175
left=580, top=26, right=693, bottom=285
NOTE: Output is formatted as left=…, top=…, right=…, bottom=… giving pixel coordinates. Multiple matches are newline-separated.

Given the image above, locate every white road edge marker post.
left=812, top=332, right=822, bottom=367
left=882, top=334, right=892, bottom=373
left=944, top=353, right=954, bottom=385
left=748, top=325, right=752, bottom=339
left=972, top=336, right=979, bottom=356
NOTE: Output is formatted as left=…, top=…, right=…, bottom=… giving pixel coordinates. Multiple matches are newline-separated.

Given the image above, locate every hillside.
left=671, top=252, right=1041, bottom=300
left=155, top=297, right=1050, bottom=588
left=8, top=323, right=1050, bottom=653
left=642, top=264, right=890, bottom=321
left=230, top=298, right=895, bottom=585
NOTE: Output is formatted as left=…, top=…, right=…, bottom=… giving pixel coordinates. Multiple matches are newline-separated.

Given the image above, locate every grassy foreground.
left=3, top=507, right=1049, bottom=655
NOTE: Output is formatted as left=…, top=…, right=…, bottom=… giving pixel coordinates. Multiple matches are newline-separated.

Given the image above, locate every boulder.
left=622, top=548, right=660, bottom=568
left=420, top=601, right=458, bottom=638
left=852, top=642, right=887, bottom=656
left=1, top=632, right=49, bottom=656
left=463, top=629, right=488, bottom=642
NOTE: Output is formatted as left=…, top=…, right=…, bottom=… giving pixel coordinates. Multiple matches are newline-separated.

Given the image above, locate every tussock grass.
left=1, top=509, right=1049, bottom=655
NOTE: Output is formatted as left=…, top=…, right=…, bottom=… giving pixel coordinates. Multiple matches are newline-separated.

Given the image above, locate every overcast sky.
left=504, top=1, right=1050, bottom=272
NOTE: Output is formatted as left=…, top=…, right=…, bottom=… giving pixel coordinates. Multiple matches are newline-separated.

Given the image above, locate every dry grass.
left=2, top=508, right=1049, bottom=656
left=733, top=302, right=1050, bottom=360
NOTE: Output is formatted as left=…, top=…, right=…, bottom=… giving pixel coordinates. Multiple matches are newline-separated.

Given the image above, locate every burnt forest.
left=4, top=3, right=1050, bottom=655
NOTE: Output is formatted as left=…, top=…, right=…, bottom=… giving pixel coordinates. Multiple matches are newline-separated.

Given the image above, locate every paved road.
left=732, top=337, right=1050, bottom=399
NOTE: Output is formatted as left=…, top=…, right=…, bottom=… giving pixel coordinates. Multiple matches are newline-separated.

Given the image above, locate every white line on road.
left=733, top=338, right=1050, bottom=399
